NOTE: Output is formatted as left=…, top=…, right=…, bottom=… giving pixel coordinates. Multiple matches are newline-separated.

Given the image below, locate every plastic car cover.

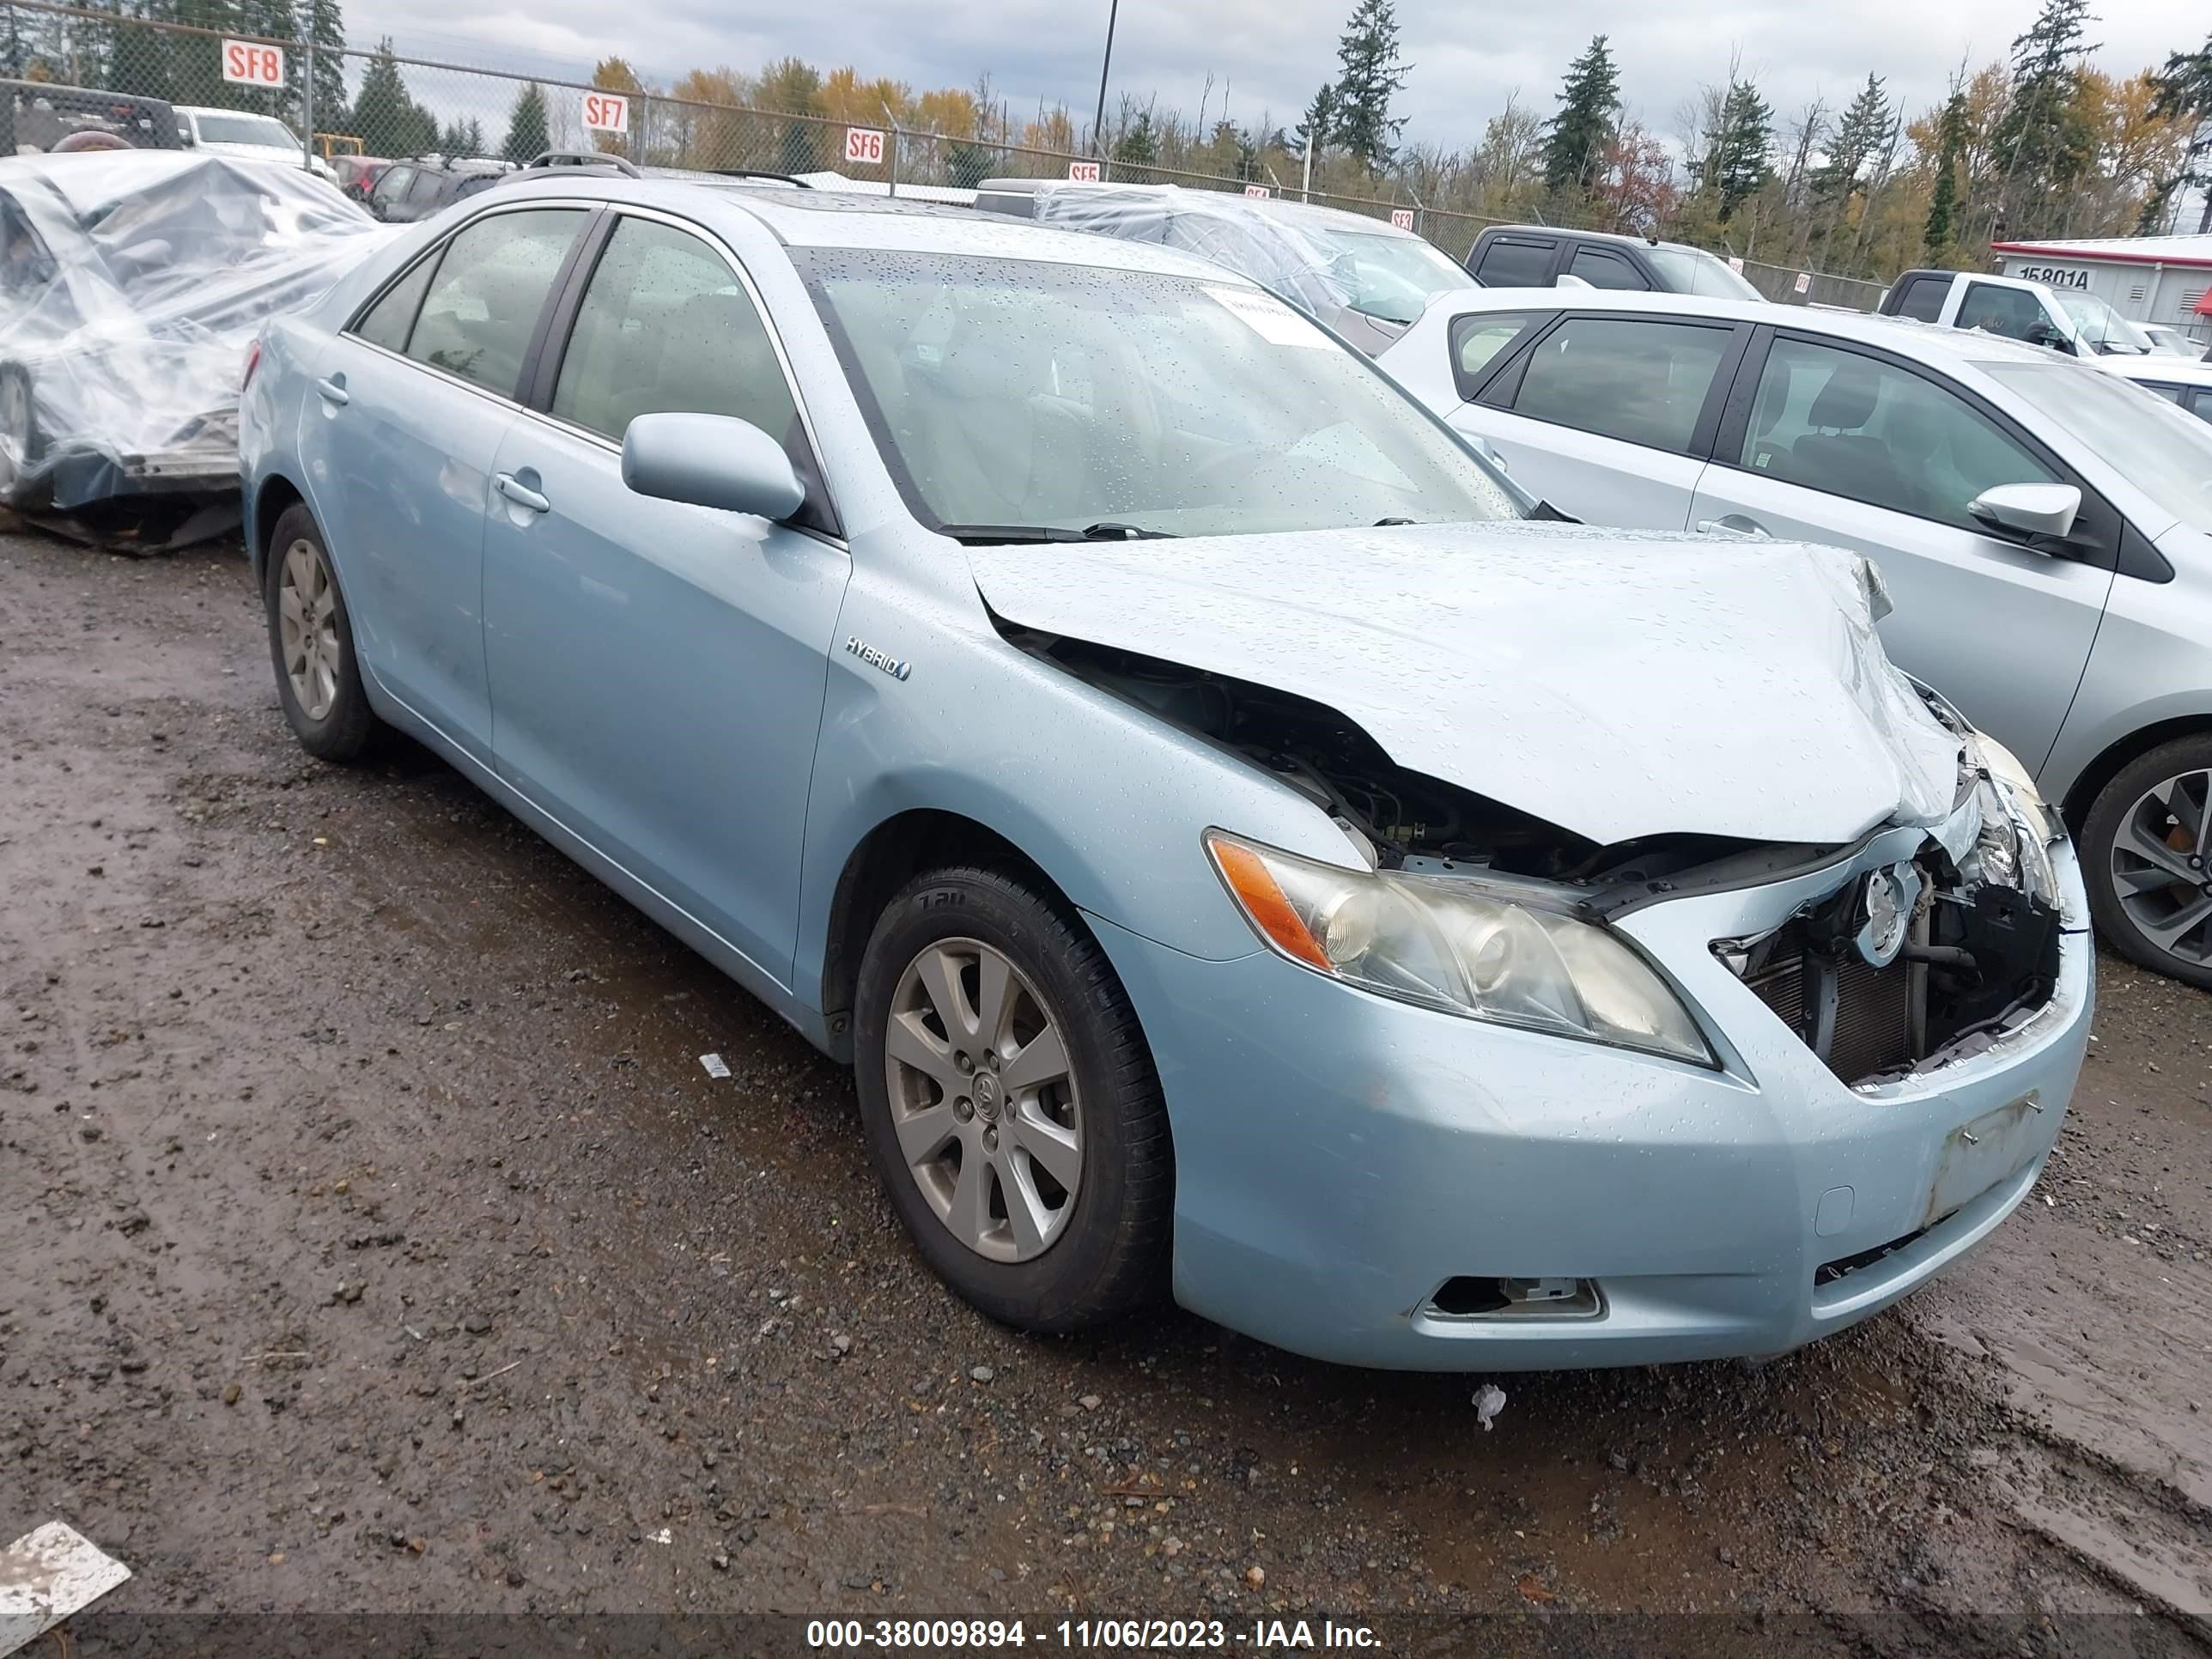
left=0, top=150, right=395, bottom=511
left=1022, top=184, right=1366, bottom=320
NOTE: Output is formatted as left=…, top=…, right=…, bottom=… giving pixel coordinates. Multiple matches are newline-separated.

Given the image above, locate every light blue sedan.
left=238, top=176, right=2092, bottom=1370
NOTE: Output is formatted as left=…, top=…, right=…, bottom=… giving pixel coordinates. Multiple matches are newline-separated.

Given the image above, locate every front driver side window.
left=550, top=216, right=800, bottom=445
left=1736, top=336, right=2060, bottom=532
left=404, top=207, right=586, bottom=397
left=1959, top=283, right=2051, bottom=344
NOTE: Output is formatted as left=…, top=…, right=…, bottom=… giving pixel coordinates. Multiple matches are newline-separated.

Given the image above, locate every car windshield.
left=799, top=250, right=1521, bottom=541
left=1644, top=244, right=1764, bottom=301
left=2051, top=289, right=2154, bottom=355
left=1984, top=361, right=2212, bottom=533
left=1308, top=227, right=1476, bottom=325
left=193, top=112, right=299, bottom=150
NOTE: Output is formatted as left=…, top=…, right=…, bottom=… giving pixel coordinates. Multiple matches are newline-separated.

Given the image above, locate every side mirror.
left=1969, top=482, right=2081, bottom=544
left=621, top=412, right=805, bottom=522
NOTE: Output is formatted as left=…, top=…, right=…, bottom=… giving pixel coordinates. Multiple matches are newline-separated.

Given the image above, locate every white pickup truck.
left=1876, top=267, right=2160, bottom=364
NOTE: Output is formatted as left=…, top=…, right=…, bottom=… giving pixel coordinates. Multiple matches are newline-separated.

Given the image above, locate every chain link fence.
left=3, top=0, right=1886, bottom=310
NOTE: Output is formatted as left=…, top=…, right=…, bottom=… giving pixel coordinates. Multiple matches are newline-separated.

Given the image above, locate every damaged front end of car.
left=1019, top=630, right=2070, bottom=1089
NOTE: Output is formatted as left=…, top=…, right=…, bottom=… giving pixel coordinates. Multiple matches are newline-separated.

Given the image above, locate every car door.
left=480, top=210, right=851, bottom=989
left=1688, top=330, right=2116, bottom=772
left=1565, top=245, right=1650, bottom=291
left=1449, top=311, right=1746, bottom=527
left=300, top=203, right=592, bottom=762
left=366, top=164, right=411, bottom=222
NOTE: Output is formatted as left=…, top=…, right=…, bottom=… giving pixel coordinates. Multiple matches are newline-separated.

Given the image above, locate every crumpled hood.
left=971, top=521, right=1964, bottom=847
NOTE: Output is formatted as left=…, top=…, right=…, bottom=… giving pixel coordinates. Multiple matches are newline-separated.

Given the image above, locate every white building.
left=1989, top=234, right=2212, bottom=347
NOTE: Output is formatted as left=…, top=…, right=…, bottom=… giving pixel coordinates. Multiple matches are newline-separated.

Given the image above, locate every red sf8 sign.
left=844, top=127, right=886, bottom=166
left=221, top=40, right=285, bottom=88
left=582, top=92, right=630, bottom=134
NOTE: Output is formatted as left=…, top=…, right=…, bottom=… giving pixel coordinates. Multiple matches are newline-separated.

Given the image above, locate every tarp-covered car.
left=0, top=149, right=391, bottom=512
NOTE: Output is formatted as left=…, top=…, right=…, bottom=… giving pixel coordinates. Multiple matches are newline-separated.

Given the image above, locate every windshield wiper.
left=935, top=521, right=1176, bottom=545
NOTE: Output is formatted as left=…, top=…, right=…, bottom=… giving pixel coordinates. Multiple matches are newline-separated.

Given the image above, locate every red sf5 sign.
left=844, top=127, right=886, bottom=166
left=220, top=40, right=285, bottom=88
left=1067, top=161, right=1102, bottom=182
left=1389, top=208, right=1414, bottom=230
left=582, top=92, right=630, bottom=134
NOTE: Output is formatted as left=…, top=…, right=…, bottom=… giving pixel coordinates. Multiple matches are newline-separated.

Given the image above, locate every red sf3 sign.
left=1389, top=208, right=1414, bottom=230
left=582, top=92, right=630, bottom=134
left=221, top=40, right=285, bottom=88
left=844, top=127, right=886, bottom=166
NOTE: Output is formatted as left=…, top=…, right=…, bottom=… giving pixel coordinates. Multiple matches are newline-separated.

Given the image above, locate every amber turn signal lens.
left=1206, top=834, right=1331, bottom=970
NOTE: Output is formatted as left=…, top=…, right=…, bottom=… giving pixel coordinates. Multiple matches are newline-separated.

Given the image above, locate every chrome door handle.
left=494, top=472, right=550, bottom=514
left=314, top=376, right=349, bottom=406
left=1698, top=514, right=1770, bottom=538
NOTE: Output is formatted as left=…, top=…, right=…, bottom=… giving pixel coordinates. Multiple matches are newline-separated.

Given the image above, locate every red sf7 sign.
left=582, top=92, right=630, bottom=134
left=220, top=40, right=285, bottom=88
left=844, top=127, right=886, bottom=166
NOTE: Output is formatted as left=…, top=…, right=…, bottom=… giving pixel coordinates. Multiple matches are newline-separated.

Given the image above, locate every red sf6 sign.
left=582, top=92, right=629, bottom=134
left=1067, top=161, right=1101, bottom=182
left=220, top=40, right=285, bottom=88
left=844, top=127, right=886, bottom=166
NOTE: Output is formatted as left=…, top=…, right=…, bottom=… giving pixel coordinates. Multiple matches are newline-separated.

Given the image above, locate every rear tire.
left=854, top=866, right=1172, bottom=1332
left=264, top=503, right=378, bottom=763
left=0, top=362, right=45, bottom=505
left=2081, top=734, right=2212, bottom=991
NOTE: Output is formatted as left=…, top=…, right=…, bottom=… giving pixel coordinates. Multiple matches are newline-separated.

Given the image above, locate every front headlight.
left=1969, top=733, right=2060, bottom=905
left=1205, top=831, right=1716, bottom=1066
left=1974, top=732, right=2053, bottom=843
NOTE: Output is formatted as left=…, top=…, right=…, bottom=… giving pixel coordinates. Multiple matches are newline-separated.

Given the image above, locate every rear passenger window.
left=1959, top=283, right=2051, bottom=344
left=2186, top=390, right=2212, bottom=427
left=353, top=253, right=437, bottom=353
left=1508, top=316, right=1734, bottom=453
left=1474, top=237, right=1553, bottom=288
left=405, top=208, right=586, bottom=397
left=1892, top=276, right=1946, bottom=324
left=1567, top=246, right=1646, bottom=290
left=1448, top=311, right=1540, bottom=395
left=550, top=216, right=799, bottom=445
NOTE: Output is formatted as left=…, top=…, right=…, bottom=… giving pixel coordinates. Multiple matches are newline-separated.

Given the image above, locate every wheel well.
left=252, top=474, right=306, bottom=582
left=820, top=810, right=1063, bottom=1046
left=2060, top=716, right=2212, bottom=832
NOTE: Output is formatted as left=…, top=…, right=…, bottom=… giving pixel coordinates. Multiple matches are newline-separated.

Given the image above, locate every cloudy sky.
left=364, top=0, right=2205, bottom=151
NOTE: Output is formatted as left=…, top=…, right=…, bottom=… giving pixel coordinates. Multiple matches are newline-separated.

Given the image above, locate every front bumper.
left=1094, top=836, right=2092, bottom=1371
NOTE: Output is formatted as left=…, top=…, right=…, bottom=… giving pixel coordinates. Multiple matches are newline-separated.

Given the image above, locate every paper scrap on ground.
left=0, top=1522, right=131, bottom=1658
left=699, top=1053, right=731, bottom=1079
left=1474, top=1383, right=1507, bottom=1431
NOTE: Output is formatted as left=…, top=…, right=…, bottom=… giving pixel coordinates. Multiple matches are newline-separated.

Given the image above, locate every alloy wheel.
left=2109, top=769, right=2212, bottom=967
left=883, top=936, right=1082, bottom=1262
left=277, top=538, right=341, bottom=721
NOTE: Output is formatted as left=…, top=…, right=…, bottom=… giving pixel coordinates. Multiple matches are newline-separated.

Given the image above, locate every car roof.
left=2104, top=354, right=2212, bottom=386
left=486, top=173, right=1270, bottom=283
left=1428, top=285, right=2075, bottom=370
left=978, top=178, right=1429, bottom=241
left=1476, top=224, right=1710, bottom=258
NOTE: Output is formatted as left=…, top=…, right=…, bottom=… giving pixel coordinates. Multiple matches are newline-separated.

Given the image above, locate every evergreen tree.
left=1113, top=108, right=1158, bottom=167
left=500, top=81, right=549, bottom=163
left=354, top=40, right=415, bottom=154
left=1329, top=0, right=1408, bottom=175
left=1295, top=82, right=1339, bottom=164
left=1541, top=34, right=1620, bottom=193
left=1990, top=0, right=2098, bottom=230
left=302, top=0, right=348, bottom=136
left=2151, top=32, right=2212, bottom=231
left=1923, top=89, right=1969, bottom=259
left=1701, top=79, right=1774, bottom=220
left=1811, top=75, right=1891, bottom=204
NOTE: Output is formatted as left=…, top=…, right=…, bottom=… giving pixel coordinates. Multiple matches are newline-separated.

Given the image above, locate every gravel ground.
left=1, top=530, right=2207, bottom=1653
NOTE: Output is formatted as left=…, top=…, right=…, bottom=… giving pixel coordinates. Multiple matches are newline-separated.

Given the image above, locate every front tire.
left=2081, top=735, right=2212, bottom=990
left=0, top=362, right=44, bottom=505
left=264, top=503, right=377, bottom=763
left=854, top=866, right=1172, bottom=1332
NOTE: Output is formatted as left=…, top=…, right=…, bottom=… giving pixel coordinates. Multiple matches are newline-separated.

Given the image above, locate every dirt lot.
left=1, top=528, right=2208, bottom=1653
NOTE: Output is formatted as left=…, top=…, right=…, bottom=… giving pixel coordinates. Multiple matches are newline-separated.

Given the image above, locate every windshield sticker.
left=1203, top=285, right=1333, bottom=349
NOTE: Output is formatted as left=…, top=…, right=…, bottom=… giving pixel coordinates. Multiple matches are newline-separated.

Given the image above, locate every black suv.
left=2, top=80, right=181, bottom=154
left=364, top=158, right=510, bottom=224
left=1466, top=226, right=1764, bottom=301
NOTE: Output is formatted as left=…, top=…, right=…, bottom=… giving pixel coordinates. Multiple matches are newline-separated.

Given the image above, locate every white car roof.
left=2101, top=354, right=2212, bottom=388
left=1418, top=285, right=2071, bottom=371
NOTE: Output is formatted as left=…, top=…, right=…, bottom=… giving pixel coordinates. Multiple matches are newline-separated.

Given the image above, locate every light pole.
left=1091, top=0, right=1121, bottom=168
